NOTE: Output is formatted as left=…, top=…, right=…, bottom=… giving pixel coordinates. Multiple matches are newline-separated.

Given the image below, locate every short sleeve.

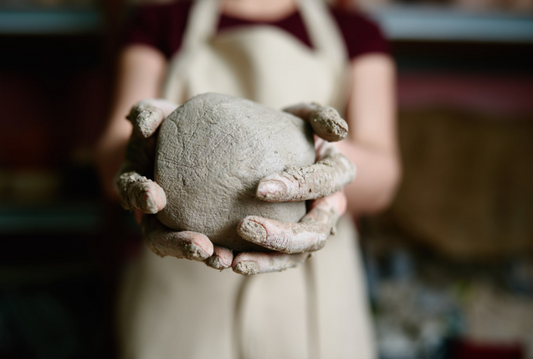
left=122, top=2, right=192, bottom=59
left=331, top=9, right=390, bottom=60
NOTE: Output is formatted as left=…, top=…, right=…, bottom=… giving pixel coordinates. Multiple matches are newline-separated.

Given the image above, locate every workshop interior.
left=0, top=0, right=532, bottom=358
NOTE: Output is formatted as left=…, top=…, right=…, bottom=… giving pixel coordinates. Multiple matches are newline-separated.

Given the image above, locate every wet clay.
left=155, top=93, right=315, bottom=252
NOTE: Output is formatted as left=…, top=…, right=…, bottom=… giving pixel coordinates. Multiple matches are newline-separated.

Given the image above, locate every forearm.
left=339, top=54, right=400, bottom=216
left=94, top=45, right=168, bottom=200
left=94, top=120, right=132, bottom=200
left=337, top=139, right=401, bottom=216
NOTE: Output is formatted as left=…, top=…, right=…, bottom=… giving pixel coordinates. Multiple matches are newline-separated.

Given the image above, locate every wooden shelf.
left=2, top=5, right=532, bottom=42
left=0, top=202, right=104, bottom=235
left=0, top=8, right=102, bottom=35
left=369, top=5, right=533, bottom=43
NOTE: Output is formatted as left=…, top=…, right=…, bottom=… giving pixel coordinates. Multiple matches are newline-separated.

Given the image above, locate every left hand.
left=231, top=191, right=347, bottom=275
left=211, top=103, right=356, bottom=275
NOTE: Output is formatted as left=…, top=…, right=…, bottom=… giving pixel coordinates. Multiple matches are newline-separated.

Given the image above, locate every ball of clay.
left=155, top=93, right=315, bottom=252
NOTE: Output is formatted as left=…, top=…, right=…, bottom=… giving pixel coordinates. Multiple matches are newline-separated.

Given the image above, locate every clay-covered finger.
left=283, top=102, right=348, bottom=142
left=304, top=191, right=347, bottom=223
left=142, top=215, right=214, bottom=260
left=237, top=216, right=330, bottom=254
left=116, top=171, right=167, bottom=213
left=256, top=144, right=355, bottom=202
left=127, top=99, right=179, bottom=138
left=232, top=252, right=311, bottom=275
left=238, top=192, right=343, bottom=254
left=127, top=102, right=166, bottom=139
left=205, top=246, right=233, bottom=270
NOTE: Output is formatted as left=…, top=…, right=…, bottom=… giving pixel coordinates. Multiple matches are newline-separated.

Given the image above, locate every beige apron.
left=118, top=1, right=375, bottom=358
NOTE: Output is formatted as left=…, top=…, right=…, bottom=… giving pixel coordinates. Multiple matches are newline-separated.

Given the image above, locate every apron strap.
left=298, top=0, right=347, bottom=70
left=181, top=0, right=220, bottom=51
left=174, top=0, right=349, bottom=111
left=184, top=0, right=347, bottom=64
left=297, top=0, right=348, bottom=111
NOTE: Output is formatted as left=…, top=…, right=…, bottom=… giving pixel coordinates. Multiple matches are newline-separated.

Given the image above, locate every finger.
left=116, top=171, right=167, bottom=213
left=205, top=246, right=233, bottom=270
left=237, top=216, right=329, bottom=254
left=283, top=102, right=348, bottom=142
left=306, top=191, right=347, bottom=220
left=115, top=122, right=158, bottom=183
left=256, top=144, right=355, bottom=202
left=302, top=192, right=345, bottom=235
left=232, top=252, right=311, bottom=275
left=127, top=99, right=179, bottom=138
left=142, top=215, right=214, bottom=260
left=127, top=102, right=166, bottom=139
left=237, top=193, right=343, bottom=254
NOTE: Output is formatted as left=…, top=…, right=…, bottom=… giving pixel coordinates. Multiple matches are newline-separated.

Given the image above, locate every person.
left=95, top=0, right=400, bottom=358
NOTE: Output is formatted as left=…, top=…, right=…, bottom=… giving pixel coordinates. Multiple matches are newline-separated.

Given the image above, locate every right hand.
left=115, top=99, right=234, bottom=269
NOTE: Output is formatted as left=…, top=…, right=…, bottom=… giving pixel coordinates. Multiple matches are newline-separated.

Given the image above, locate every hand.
left=229, top=103, right=355, bottom=275
left=116, top=99, right=234, bottom=268
left=115, top=99, right=178, bottom=214
left=232, top=191, right=347, bottom=275
left=116, top=99, right=355, bottom=274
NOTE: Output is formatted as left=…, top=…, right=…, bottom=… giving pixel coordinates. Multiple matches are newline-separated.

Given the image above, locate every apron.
left=118, top=1, right=376, bottom=358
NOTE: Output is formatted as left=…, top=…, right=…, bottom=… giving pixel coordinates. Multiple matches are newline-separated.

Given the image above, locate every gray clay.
left=155, top=93, right=315, bottom=252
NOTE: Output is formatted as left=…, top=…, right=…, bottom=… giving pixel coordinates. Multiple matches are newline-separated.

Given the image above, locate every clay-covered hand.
left=230, top=104, right=355, bottom=275
left=141, top=214, right=233, bottom=266
left=115, top=99, right=177, bottom=214
left=232, top=190, right=347, bottom=275
left=116, top=99, right=233, bottom=266
left=255, top=102, right=355, bottom=200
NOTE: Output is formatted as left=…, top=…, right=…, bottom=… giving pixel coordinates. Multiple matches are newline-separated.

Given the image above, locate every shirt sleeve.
left=121, top=2, right=192, bottom=59
left=331, top=9, right=390, bottom=60
left=122, top=5, right=164, bottom=52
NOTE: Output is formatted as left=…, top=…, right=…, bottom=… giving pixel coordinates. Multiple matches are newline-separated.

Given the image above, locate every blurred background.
left=0, top=0, right=532, bottom=358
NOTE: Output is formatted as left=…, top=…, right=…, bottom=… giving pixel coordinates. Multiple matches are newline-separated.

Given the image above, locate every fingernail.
left=234, top=261, right=259, bottom=276
left=142, top=192, right=158, bottom=214
left=257, top=180, right=286, bottom=200
left=182, top=243, right=209, bottom=261
left=237, top=219, right=267, bottom=244
left=206, top=256, right=229, bottom=270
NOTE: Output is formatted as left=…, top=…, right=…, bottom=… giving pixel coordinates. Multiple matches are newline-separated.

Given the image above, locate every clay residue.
left=205, top=256, right=225, bottom=270
left=310, top=106, right=348, bottom=142
left=256, top=146, right=355, bottom=202
left=205, top=247, right=232, bottom=270
left=181, top=243, right=207, bottom=260
left=116, top=171, right=157, bottom=213
left=127, top=103, right=164, bottom=139
left=237, top=215, right=332, bottom=254
left=142, top=218, right=212, bottom=260
left=237, top=219, right=267, bottom=245
left=116, top=169, right=167, bottom=214
left=233, top=261, right=259, bottom=276
left=283, top=102, right=348, bottom=142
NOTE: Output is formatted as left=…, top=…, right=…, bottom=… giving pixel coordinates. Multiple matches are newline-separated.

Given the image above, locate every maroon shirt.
left=123, top=1, right=389, bottom=60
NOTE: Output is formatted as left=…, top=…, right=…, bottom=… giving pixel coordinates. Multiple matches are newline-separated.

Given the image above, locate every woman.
left=96, top=0, right=400, bottom=358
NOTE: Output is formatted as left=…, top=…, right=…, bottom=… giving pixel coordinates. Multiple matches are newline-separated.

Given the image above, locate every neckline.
left=219, top=8, right=300, bottom=26
left=220, top=0, right=298, bottom=23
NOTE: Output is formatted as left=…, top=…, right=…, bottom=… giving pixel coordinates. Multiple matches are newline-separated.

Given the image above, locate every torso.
left=118, top=2, right=380, bottom=358
left=123, top=0, right=389, bottom=61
